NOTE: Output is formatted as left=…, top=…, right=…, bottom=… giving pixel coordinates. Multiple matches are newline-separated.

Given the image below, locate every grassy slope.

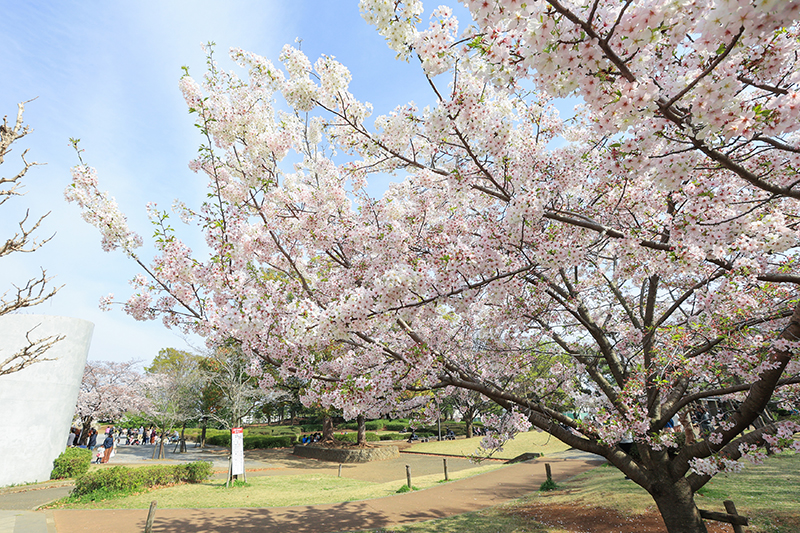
left=355, top=452, right=800, bottom=533
left=404, top=430, right=571, bottom=460
left=50, top=464, right=504, bottom=510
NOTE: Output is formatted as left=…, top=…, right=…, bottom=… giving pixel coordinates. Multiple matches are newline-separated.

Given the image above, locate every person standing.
left=66, top=428, right=77, bottom=447
left=88, top=428, right=98, bottom=450
left=101, top=431, right=114, bottom=463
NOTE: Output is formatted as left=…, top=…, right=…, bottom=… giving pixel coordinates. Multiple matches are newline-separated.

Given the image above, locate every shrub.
left=205, top=434, right=231, bottom=446
left=379, top=433, right=406, bottom=441
left=338, top=432, right=380, bottom=443
left=51, top=447, right=92, bottom=479
left=72, top=462, right=212, bottom=497
left=176, top=460, right=213, bottom=482
left=206, top=434, right=296, bottom=449
left=243, top=435, right=295, bottom=450
left=539, top=478, right=558, bottom=491
left=364, top=420, right=382, bottom=431
left=384, top=421, right=407, bottom=431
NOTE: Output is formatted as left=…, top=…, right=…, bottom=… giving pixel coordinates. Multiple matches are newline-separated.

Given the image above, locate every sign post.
left=231, top=427, right=245, bottom=483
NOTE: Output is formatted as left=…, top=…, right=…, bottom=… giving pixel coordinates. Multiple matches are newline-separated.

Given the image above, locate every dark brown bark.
left=322, top=415, right=334, bottom=442
left=357, top=414, right=366, bottom=445
left=650, top=477, right=708, bottom=533
left=78, top=416, right=93, bottom=445
left=179, top=423, right=187, bottom=453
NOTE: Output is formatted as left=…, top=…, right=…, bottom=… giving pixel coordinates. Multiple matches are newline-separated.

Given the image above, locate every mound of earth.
left=293, top=441, right=399, bottom=463
left=509, top=501, right=731, bottom=533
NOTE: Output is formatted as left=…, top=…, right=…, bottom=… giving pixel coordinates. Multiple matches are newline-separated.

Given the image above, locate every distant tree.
left=145, top=347, right=203, bottom=376
left=75, top=360, right=148, bottom=443
left=144, top=348, right=204, bottom=454
left=200, top=343, right=284, bottom=430
left=142, top=372, right=194, bottom=458
left=0, top=102, right=61, bottom=376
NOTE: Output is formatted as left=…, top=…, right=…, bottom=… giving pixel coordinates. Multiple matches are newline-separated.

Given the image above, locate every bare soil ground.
left=509, top=501, right=731, bottom=533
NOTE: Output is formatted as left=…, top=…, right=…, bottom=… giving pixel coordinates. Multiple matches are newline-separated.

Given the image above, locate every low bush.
left=539, top=478, right=558, bottom=491
left=338, top=432, right=380, bottom=443
left=339, top=420, right=387, bottom=430
left=73, top=462, right=212, bottom=497
left=205, top=434, right=296, bottom=449
left=205, top=434, right=231, bottom=446
left=245, top=425, right=301, bottom=436
left=383, top=421, right=407, bottom=432
left=379, top=433, right=407, bottom=441
left=244, top=435, right=296, bottom=449
left=51, top=447, right=92, bottom=479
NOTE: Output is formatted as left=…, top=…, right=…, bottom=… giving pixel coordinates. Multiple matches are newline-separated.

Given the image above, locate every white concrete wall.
left=0, top=315, right=93, bottom=487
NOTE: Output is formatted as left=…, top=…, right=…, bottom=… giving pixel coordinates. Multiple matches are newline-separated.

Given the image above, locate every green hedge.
left=73, top=462, right=212, bottom=496
left=51, top=448, right=92, bottom=479
left=205, top=434, right=296, bottom=449
left=337, top=419, right=408, bottom=431
left=379, top=433, right=407, bottom=441
left=337, top=432, right=380, bottom=443
left=245, top=425, right=301, bottom=436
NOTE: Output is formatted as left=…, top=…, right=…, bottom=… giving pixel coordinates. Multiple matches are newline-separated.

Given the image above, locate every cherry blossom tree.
left=1, top=102, right=61, bottom=376
left=67, top=1, right=800, bottom=531
left=145, top=348, right=204, bottom=453
left=75, top=360, right=148, bottom=442
left=141, top=371, right=189, bottom=459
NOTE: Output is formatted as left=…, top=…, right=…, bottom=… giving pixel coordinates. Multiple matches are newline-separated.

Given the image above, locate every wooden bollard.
left=443, top=458, right=449, bottom=481
left=144, top=500, right=157, bottom=533
left=406, top=464, right=412, bottom=488
left=545, top=463, right=552, bottom=482
left=338, top=464, right=342, bottom=477
left=724, top=500, right=744, bottom=533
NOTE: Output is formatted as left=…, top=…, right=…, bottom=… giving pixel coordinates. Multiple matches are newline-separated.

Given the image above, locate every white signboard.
left=231, top=427, right=244, bottom=476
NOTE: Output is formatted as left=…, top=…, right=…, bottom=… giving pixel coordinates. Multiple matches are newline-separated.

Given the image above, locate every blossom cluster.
left=66, top=0, right=800, bottom=495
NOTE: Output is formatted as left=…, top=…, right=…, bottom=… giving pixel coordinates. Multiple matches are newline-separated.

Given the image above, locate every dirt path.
left=52, top=454, right=604, bottom=532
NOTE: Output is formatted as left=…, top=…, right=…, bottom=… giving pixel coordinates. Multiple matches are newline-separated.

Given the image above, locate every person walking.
left=101, top=431, right=114, bottom=463
left=66, top=428, right=77, bottom=448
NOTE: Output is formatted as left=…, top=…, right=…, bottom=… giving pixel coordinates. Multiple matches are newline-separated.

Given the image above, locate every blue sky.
left=1, top=1, right=461, bottom=365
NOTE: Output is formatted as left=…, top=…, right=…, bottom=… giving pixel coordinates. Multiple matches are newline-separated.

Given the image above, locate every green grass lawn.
left=48, top=463, right=504, bottom=510
left=349, top=452, right=800, bottom=533
left=404, top=429, right=571, bottom=460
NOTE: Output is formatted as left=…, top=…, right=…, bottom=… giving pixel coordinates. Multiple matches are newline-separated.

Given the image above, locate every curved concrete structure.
left=0, top=315, right=93, bottom=487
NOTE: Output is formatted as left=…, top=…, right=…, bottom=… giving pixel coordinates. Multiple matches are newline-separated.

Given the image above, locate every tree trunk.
left=650, top=478, right=708, bottom=533
left=180, top=423, right=187, bottom=453
left=680, top=409, right=695, bottom=445
left=200, top=421, right=207, bottom=448
left=322, top=415, right=334, bottom=442
left=465, top=417, right=474, bottom=439
left=152, top=429, right=166, bottom=459
left=79, top=416, right=93, bottom=445
left=357, top=414, right=366, bottom=446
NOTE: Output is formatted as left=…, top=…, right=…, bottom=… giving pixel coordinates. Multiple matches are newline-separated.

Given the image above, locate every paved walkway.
left=0, top=445, right=604, bottom=533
